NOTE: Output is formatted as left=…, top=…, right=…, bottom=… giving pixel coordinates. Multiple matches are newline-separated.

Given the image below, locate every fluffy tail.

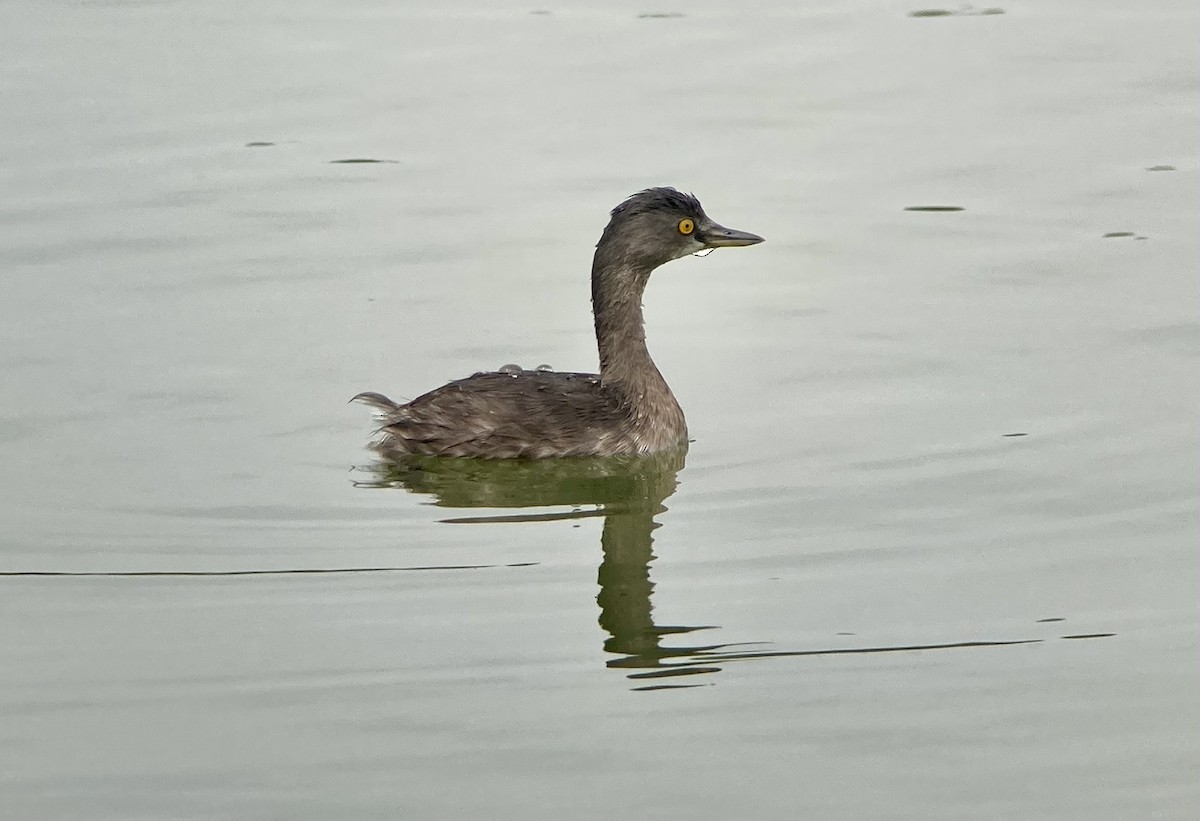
left=350, top=391, right=401, bottom=414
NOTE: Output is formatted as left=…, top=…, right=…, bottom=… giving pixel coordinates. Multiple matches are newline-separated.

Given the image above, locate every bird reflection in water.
left=350, top=446, right=1108, bottom=691
left=355, top=447, right=739, bottom=689
left=354, top=452, right=1107, bottom=689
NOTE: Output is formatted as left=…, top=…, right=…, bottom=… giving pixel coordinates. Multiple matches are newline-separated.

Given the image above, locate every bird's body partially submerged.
left=354, top=367, right=683, bottom=459
left=355, top=187, right=762, bottom=460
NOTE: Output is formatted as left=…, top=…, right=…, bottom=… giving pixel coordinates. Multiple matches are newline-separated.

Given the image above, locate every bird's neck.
left=592, top=251, right=654, bottom=376
left=589, top=244, right=687, bottom=449
left=590, top=251, right=679, bottom=407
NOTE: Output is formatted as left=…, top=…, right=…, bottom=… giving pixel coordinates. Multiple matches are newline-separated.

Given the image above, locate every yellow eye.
left=678, top=218, right=695, bottom=235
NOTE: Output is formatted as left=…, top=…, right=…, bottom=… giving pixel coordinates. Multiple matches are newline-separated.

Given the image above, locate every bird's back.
left=357, top=368, right=685, bottom=459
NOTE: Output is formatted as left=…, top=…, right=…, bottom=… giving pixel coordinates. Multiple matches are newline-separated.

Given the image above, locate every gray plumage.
left=354, top=187, right=763, bottom=459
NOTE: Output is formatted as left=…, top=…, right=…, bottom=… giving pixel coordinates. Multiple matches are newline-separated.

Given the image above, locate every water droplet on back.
left=535, top=364, right=553, bottom=372
left=498, top=363, right=523, bottom=376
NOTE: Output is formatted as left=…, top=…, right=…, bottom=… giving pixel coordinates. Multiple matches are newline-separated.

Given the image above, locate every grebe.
left=354, top=187, right=763, bottom=459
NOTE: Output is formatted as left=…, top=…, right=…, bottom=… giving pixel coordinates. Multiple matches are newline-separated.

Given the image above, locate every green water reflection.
left=359, top=448, right=734, bottom=688
left=358, top=448, right=1109, bottom=690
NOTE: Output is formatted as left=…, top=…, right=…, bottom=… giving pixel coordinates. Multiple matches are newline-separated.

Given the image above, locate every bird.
left=353, top=187, right=763, bottom=459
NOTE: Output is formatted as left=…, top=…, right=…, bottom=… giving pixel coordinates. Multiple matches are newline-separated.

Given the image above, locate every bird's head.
left=597, top=187, right=764, bottom=269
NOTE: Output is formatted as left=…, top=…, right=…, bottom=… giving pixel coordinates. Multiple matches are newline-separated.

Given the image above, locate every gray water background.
left=1, top=1, right=1197, bottom=818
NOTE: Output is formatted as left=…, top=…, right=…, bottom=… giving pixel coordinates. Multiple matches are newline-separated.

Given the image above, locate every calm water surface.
left=1, top=1, right=1197, bottom=818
